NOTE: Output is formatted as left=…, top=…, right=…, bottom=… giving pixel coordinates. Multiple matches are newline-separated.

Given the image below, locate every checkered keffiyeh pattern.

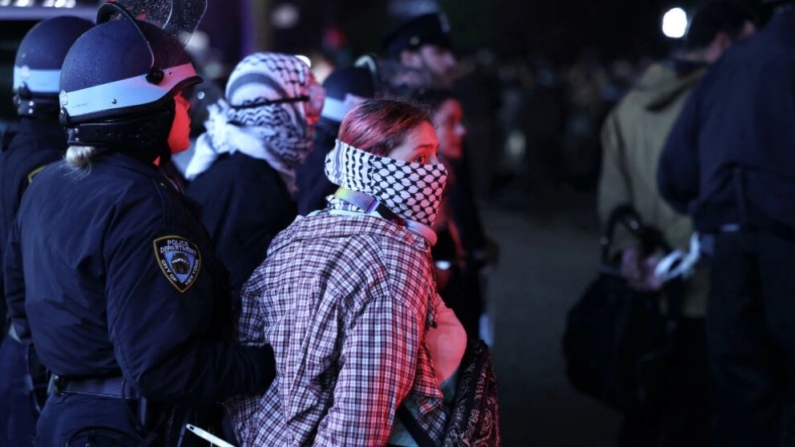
left=324, top=140, right=448, bottom=227
left=185, top=53, right=316, bottom=189
left=226, top=213, right=447, bottom=446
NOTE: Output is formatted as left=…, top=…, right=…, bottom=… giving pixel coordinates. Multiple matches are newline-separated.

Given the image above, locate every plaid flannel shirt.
left=227, top=213, right=447, bottom=446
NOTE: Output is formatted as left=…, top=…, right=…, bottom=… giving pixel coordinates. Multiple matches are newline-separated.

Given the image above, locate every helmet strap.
left=66, top=101, right=175, bottom=164
left=14, top=84, right=61, bottom=117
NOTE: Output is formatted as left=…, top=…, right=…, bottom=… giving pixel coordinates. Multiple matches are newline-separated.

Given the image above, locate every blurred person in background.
left=295, top=64, right=376, bottom=215
left=386, top=12, right=498, bottom=341
left=515, top=56, right=568, bottom=194
left=383, top=12, right=458, bottom=89
left=657, top=0, right=795, bottom=444
left=599, top=1, right=757, bottom=445
left=184, top=53, right=323, bottom=298
left=413, top=88, right=483, bottom=341
left=0, top=16, right=93, bottom=447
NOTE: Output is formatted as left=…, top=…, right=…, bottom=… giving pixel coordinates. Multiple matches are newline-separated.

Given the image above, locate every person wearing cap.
left=3, top=6, right=276, bottom=445
left=295, top=65, right=376, bottom=215
left=657, top=1, right=795, bottom=445
left=184, top=52, right=324, bottom=298
left=383, top=12, right=457, bottom=88
left=0, top=15, right=93, bottom=447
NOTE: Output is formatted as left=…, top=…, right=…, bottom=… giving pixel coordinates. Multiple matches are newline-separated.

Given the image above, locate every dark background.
left=0, top=1, right=773, bottom=445
left=253, top=0, right=768, bottom=63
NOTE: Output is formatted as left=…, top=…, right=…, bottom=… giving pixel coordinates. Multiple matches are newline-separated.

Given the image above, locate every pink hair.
left=338, top=99, right=433, bottom=157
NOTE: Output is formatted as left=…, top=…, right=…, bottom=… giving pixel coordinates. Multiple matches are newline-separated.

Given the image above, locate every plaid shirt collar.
left=270, top=212, right=430, bottom=254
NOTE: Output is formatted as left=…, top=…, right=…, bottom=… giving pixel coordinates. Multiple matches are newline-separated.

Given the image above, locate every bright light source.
left=272, top=3, right=300, bottom=29
left=13, top=0, right=33, bottom=6
left=295, top=55, right=311, bottom=68
left=662, top=7, right=688, bottom=39
left=54, top=0, right=67, bottom=7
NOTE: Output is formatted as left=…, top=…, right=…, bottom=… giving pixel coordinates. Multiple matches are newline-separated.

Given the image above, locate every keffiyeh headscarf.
left=184, top=53, right=317, bottom=195
left=324, top=139, right=448, bottom=229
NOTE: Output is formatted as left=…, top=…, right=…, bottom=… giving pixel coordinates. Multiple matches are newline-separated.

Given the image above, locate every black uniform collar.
left=17, top=117, right=66, bottom=138
left=97, top=151, right=167, bottom=182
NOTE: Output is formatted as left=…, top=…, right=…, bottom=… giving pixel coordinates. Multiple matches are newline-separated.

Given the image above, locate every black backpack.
left=562, top=205, right=685, bottom=413
left=398, top=340, right=500, bottom=447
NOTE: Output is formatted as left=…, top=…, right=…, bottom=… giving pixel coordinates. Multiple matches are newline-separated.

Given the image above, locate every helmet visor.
left=99, top=0, right=207, bottom=46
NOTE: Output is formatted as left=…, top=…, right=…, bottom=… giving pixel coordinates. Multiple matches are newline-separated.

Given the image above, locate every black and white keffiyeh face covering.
left=184, top=53, right=322, bottom=194
left=324, top=139, right=448, bottom=228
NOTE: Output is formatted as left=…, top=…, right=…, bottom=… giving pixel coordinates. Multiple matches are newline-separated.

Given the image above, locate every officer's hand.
left=620, top=247, right=663, bottom=292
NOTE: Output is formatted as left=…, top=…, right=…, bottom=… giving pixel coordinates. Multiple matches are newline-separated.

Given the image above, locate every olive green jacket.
left=598, top=61, right=708, bottom=317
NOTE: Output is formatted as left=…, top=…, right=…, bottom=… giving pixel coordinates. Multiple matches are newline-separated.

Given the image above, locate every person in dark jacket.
left=657, top=2, right=795, bottom=445
left=0, top=16, right=92, bottom=447
left=295, top=65, right=376, bottom=216
left=184, top=53, right=323, bottom=296
left=412, top=88, right=484, bottom=340
left=4, top=8, right=275, bottom=445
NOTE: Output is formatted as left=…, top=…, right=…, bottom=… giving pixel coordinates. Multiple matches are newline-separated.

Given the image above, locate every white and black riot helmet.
left=13, top=16, right=93, bottom=118
left=58, top=0, right=206, bottom=162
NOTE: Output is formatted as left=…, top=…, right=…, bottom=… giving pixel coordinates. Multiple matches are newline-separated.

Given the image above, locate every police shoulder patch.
left=153, top=236, right=202, bottom=293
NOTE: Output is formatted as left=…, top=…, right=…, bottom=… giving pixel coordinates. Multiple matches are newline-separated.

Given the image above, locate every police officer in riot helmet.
left=0, top=15, right=93, bottom=447
left=3, top=3, right=276, bottom=445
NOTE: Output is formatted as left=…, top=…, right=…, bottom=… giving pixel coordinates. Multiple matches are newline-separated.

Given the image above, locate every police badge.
left=153, top=236, right=202, bottom=292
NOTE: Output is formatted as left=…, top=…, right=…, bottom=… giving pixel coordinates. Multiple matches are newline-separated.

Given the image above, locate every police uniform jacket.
left=658, top=12, right=795, bottom=234
left=186, top=152, right=297, bottom=295
left=3, top=152, right=272, bottom=402
left=0, top=118, right=65, bottom=323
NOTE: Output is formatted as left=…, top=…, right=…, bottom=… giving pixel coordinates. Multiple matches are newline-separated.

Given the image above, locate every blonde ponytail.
left=65, top=145, right=99, bottom=170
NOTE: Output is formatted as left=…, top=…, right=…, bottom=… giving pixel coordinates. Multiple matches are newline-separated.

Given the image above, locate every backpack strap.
left=396, top=404, right=440, bottom=447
